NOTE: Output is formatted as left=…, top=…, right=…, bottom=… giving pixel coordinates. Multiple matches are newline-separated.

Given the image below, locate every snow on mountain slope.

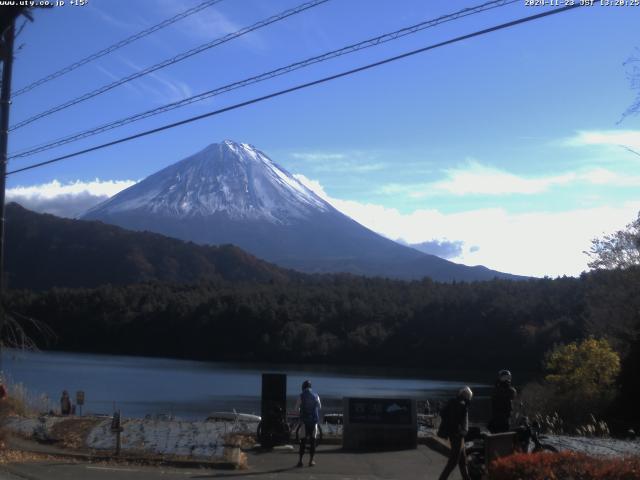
left=85, top=140, right=329, bottom=223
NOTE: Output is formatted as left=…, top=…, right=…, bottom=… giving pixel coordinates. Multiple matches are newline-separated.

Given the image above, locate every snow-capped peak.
left=85, top=140, right=332, bottom=224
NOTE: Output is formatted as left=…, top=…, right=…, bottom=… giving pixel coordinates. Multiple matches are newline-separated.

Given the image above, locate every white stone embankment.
left=420, top=425, right=639, bottom=458
left=545, top=434, right=640, bottom=458
left=5, top=415, right=256, bottom=459
left=9, top=415, right=636, bottom=460
left=5, top=415, right=64, bottom=439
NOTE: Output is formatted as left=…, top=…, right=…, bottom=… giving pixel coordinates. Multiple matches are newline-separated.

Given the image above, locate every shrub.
left=521, top=382, right=613, bottom=435
left=489, top=451, right=640, bottom=480
left=520, top=382, right=560, bottom=421
left=520, top=338, right=621, bottom=428
left=0, top=379, right=55, bottom=449
left=545, top=338, right=620, bottom=398
left=3, top=381, right=52, bottom=417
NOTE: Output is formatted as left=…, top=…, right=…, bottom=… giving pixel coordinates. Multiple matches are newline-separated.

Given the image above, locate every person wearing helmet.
left=488, top=369, right=517, bottom=433
left=295, top=380, right=321, bottom=467
left=438, top=386, right=473, bottom=480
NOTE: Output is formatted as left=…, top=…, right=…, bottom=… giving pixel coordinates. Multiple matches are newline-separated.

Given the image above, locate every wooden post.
left=0, top=17, right=15, bottom=352
left=111, top=409, right=123, bottom=456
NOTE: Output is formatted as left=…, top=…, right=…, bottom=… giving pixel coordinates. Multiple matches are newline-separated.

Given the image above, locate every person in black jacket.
left=438, top=386, right=473, bottom=480
left=488, top=369, right=517, bottom=433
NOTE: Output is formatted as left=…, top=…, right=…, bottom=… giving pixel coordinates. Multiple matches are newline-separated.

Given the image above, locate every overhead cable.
left=10, top=0, right=518, bottom=160
left=7, top=4, right=582, bottom=176
left=9, top=0, right=330, bottom=131
left=12, top=0, right=226, bottom=97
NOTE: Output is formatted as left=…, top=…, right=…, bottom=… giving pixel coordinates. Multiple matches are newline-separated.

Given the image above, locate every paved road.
left=0, top=444, right=466, bottom=480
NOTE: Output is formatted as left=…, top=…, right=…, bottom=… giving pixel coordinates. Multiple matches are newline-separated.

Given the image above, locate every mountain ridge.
left=5, top=202, right=296, bottom=290
left=82, top=140, right=525, bottom=282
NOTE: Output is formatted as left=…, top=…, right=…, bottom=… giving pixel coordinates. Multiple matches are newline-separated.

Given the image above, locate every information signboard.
left=343, top=397, right=417, bottom=450
left=348, top=398, right=412, bottom=425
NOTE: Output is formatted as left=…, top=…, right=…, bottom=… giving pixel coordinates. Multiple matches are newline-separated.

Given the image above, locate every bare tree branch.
left=0, top=302, right=56, bottom=351
left=585, top=211, right=640, bottom=270
left=620, top=47, right=640, bottom=123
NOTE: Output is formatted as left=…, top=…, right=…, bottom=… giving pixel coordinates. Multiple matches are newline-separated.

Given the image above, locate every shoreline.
left=6, top=414, right=639, bottom=461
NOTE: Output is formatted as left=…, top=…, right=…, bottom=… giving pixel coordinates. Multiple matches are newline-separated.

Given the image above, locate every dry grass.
left=222, top=433, right=253, bottom=469
left=0, top=449, right=57, bottom=465
left=226, top=433, right=256, bottom=449
left=0, top=378, right=55, bottom=455
left=1, top=379, right=54, bottom=418
left=575, top=414, right=611, bottom=438
left=50, top=418, right=102, bottom=450
left=222, top=448, right=248, bottom=470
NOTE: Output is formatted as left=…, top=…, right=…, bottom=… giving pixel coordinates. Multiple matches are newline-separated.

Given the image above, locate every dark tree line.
left=5, top=268, right=637, bottom=375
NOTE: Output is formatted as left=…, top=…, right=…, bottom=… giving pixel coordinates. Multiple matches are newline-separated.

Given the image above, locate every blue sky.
left=5, top=0, right=640, bottom=277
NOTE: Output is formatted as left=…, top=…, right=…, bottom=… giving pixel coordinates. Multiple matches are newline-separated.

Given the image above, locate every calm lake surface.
left=0, top=349, right=492, bottom=420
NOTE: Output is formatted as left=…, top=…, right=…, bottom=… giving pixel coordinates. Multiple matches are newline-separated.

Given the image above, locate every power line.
left=12, top=0, right=226, bottom=97
left=619, top=144, right=640, bottom=158
left=10, top=0, right=519, bottom=160
left=9, top=0, right=330, bottom=131
left=7, top=4, right=583, bottom=177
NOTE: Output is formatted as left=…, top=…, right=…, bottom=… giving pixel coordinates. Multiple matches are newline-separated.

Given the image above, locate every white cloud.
left=379, top=162, right=640, bottom=198
left=116, top=55, right=192, bottom=103
left=156, top=0, right=265, bottom=49
left=324, top=162, right=387, bottom=173
left=185, top=7, right=242, bottom=39
left=147, top=70, right=193, bottom=102
left=425, top=162, right=575, bottom=196
left=291, top=151, right=386, bottom=173
left=295, top=174, right=640, bottom=277
left=11, top=173, right=640, bottom=278
left=7, top=179, right=136, bottom=218
left=294, top=175, right=328, bottom=198
left=564, top=130, right=640, bottom=151
left=95, top=64, right=145, bottom=97
left=89, top=4, right=143, bottom=31
left=8, top=179, right=135, bottom=199
left=579, top=167, right=640, bottom=186
left=291, top=152, right=347, bottom=161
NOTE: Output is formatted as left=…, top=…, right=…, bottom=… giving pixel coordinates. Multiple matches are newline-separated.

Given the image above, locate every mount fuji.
left=82, top=140, right=520, bottom=281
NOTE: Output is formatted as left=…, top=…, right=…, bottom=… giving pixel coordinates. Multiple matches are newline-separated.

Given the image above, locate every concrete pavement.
left=0, top=443, right=466, bottom=479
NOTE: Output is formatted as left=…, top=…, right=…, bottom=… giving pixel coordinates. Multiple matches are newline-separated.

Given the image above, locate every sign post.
left=76, top=391, right=85, bottom=416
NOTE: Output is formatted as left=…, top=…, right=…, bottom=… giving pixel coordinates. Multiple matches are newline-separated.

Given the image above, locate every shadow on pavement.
left=190, top=466, right=298, bottom=478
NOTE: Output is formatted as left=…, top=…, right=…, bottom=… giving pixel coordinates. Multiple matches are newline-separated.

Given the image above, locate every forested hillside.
left=5, top=203, right=295, bottom=289
left=6, top=268, right=638, bottom=374
left=4, top=204, right=639, bottom=425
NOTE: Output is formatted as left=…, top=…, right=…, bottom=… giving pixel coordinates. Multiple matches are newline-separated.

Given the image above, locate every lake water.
left=0, top=349, right=491, bottom=420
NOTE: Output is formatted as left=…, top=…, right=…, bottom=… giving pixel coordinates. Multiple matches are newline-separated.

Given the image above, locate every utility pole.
left=0, top=16, right=16, bottom=345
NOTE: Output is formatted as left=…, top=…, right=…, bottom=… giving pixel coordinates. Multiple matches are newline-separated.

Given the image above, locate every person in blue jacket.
left=295, top=379, right=321, bottom=467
